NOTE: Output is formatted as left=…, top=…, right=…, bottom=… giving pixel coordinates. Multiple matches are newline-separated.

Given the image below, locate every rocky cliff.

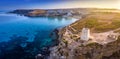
left=49, top=26, right=120, bottom=59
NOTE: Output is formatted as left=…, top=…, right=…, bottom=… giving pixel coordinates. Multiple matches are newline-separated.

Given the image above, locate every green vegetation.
left=71, top=12, right=120, bottom=33
left=84, top=19, right=99, bottom=28
left=74, top=37, right=80, bottom=42
left=70, top=35, right=79, bottom=41
left=116, top=36, right=120, bottom=43
left=62, top=38, right=68, bottom=47
left=86, top=42, right=100, bottom=47
left=85, top=42, right=102, bottom=49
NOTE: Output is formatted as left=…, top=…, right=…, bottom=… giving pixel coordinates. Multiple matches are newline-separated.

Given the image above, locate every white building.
left=80, top=28, right=90, bottom=41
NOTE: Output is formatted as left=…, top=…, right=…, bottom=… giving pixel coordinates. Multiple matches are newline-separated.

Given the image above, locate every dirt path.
left=91, top=31, right=119, bottom=44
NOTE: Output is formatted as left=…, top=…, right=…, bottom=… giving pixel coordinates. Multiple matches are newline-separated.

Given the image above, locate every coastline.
left=48, top=9, right=120, bottom=59
left=8, top=8, right=120, bottom=59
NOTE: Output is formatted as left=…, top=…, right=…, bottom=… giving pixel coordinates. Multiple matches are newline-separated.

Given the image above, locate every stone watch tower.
left=80, top=28, right=90, bottom=41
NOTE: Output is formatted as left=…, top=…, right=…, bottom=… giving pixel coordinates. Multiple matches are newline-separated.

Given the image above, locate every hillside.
left=71, top=12, right=120, bottom=33
left=49, top=9, right=120, bottom=59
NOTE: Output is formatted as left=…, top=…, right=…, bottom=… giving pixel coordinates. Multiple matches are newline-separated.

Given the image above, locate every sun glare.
left=117, top=0, right=120, bottom=9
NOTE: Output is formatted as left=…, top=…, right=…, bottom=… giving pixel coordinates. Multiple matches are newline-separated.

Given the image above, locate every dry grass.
left=29, top=9, right=46, bottom=15
left=71, top=12, right=120, bottom=33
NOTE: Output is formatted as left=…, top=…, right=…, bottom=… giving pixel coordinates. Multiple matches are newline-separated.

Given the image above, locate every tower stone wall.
left=80, top=28, right=90, bottom=41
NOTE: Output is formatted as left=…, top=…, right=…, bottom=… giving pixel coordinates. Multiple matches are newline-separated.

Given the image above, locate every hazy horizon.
left=0, top=0, right=120, bottom=10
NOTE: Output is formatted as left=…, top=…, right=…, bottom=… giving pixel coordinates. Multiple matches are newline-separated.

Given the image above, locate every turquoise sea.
left=0, top=11, right=77, bottom=59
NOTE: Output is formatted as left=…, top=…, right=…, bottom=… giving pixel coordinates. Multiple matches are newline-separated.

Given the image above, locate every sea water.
left=0, top=12, right=77, bottom=59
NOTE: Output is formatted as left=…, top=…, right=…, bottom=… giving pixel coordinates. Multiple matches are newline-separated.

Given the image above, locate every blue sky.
left=0, top=0, right=119, bottom=10
left=0, top=0, right=55, bottom=9
left=0, top=0, right=65, bottom=10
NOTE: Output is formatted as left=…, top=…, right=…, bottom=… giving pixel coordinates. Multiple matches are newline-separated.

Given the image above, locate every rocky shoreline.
left=48, top=9, right=120, bottom=59
left=8, top=8, right=92, bottom=18
left=9, top=9, right=73, bottom=17
left=9, top=8, right=120, bottom=59
left=49, top=26, right=120, bottom=59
